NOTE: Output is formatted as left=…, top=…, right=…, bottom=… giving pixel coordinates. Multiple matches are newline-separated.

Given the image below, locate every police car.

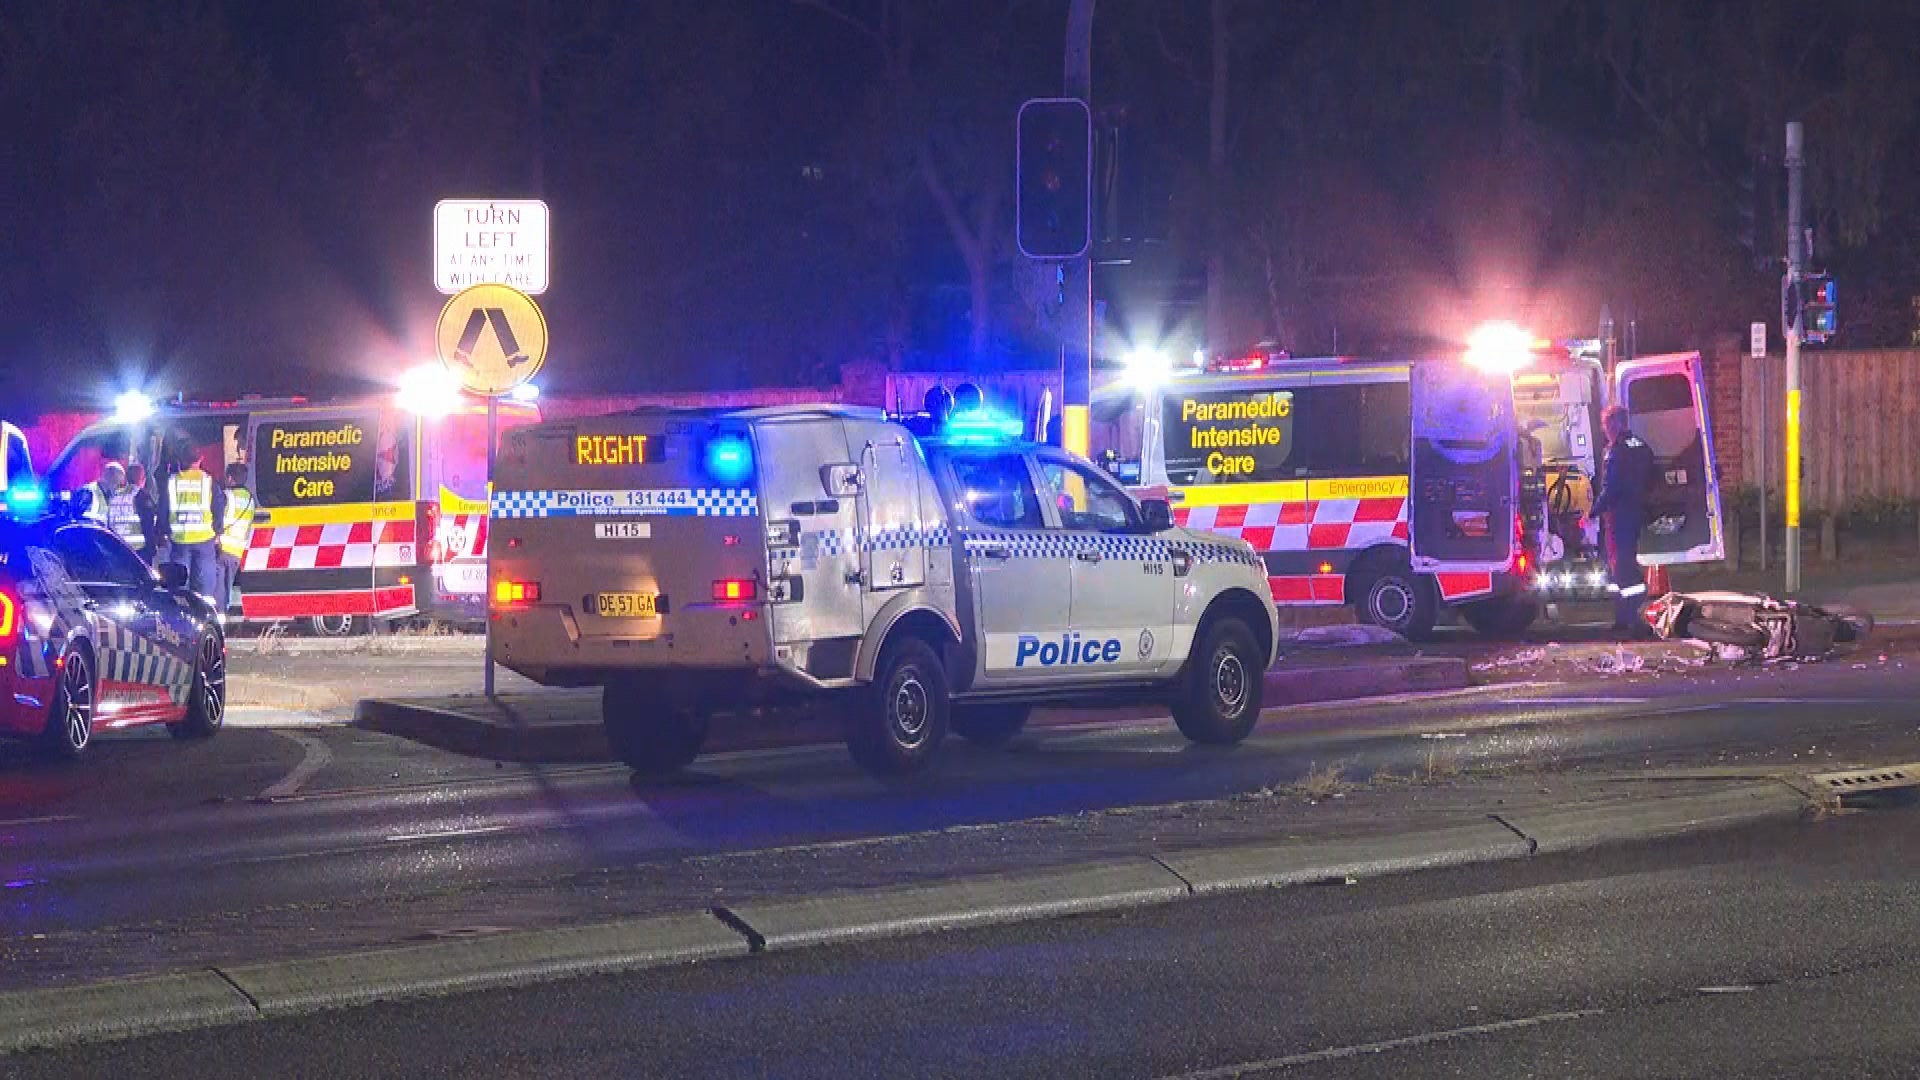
left=488, top=404, right=1281, bottom=776
left=0, top=480, right=227, bottom=759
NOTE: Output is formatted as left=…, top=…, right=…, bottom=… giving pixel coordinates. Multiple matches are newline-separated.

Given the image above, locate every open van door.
left=1409, top=361, right=1516, bottom=573
left=1614, top=352, right=1724, bottom=564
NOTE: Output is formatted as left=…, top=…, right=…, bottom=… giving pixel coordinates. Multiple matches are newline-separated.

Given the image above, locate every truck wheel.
left=603, top=687, right=709, bottom=775
left=849, top=637, right=949, bottom=775
left=1172, top=618, right=1264, bottom=746
left=1356, top=566, right=1437, bottom=641
left=951, top=704, right=1029, bottom=747
left=1461, top=596, right=1540, bottom=640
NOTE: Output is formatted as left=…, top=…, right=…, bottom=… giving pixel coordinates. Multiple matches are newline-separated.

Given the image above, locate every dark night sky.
left=3, top=1, right=1917, bottom=416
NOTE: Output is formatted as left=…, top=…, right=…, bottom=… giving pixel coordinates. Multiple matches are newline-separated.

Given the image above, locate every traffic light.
left=1802, top=274, right=1837, bottom=343
left=1017, top=98, right=1092, bottom=260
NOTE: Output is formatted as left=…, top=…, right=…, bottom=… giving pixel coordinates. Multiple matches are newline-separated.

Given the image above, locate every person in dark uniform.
left=1587, top=404, right=1656, bottom=636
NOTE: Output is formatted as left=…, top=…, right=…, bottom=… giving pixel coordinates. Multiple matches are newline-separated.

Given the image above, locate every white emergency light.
left=1122, top=346, right=1172, bottom=390
left=508, top=382, right=541, bottom=404
left=112, top=390, right=156, bottom=424
left=396, top=364, right=464, bottom=417
left=1463, top=321, right=1537, bottom=375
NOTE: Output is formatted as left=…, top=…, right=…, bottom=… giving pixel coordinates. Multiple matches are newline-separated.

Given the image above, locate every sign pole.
left=1784, top=121, right=1804, bottom=594
left=484, top=395, right=498, bottom=699
left=1750, top=321, right=1769, bottom=572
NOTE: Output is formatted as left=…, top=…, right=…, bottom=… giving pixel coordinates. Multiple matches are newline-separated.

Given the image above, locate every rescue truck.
left=1102, top=336, right=1724, bottom=639
left=487, top=404, right=1281, bottom=777
left=46, top=394, right=538, bottom=634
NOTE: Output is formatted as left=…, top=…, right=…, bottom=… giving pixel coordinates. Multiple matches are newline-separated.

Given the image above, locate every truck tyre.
left=603, top=687, right=709, bottom=775
left=849, top=637, right=949, bottom=775
left=1356, top=565, right=1437, bottom=642
left=951, top=704, right=1029, bottom=747
left=1461, top=596, right=1540, bottom=640
left=1172, top=618, right=1264, bottom=746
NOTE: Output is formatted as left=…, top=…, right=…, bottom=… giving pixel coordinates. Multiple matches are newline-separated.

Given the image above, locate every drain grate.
left=1807, top=764, right=1920, bottom=795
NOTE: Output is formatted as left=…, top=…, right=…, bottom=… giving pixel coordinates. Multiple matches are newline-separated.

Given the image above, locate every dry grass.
left=1419, top=746, right=1463, bottom=784
left=1295, top=761, right=1349, bottom=801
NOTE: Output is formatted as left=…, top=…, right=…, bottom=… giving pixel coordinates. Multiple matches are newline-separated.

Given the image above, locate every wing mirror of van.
left=1139, top=498, right=1175, bottom=533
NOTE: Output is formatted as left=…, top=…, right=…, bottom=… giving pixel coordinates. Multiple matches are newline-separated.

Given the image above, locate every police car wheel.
left=170, top=633, right=227, bottom=739
left=603, top=691, right=709, bottom=775
left=1172, top=618, right=1264, bottom=746
left=951, top=704, right=1029, bottom=747
left=42, top=647, right=95, bottom=761
left=850, top=638, right=949, bottom=775
left=1359, top=569, right=1437, bottom=641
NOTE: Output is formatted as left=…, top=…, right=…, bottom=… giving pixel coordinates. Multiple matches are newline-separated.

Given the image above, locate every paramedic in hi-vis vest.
left=162, top=450, right=227, bottom=602
left=103, top=463, right=152, bottom=556
left=218, top=462, right=255, bottom=613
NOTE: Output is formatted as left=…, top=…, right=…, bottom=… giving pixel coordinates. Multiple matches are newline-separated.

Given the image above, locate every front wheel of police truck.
left=488, top=414, right=770, bottom=774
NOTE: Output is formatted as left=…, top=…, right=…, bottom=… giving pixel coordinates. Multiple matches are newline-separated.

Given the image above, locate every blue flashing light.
left=943, top=408, right=1024, bottom=444
left=702, top=434, right=755, bottom=487
left=2, top=483, right=47, bottom=518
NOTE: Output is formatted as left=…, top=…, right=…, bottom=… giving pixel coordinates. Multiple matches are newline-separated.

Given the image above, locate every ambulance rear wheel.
left=602, top=690, right=709, bottom=775
left=308, top=614, right=362, bottom=638
left=849, top=637, right=949, bottom=776
left=1172, top=618, right=1264, bottom=746
left=1357, top=567, right=1437, bottom=642
left=951, top=704, right=1029, bottom=747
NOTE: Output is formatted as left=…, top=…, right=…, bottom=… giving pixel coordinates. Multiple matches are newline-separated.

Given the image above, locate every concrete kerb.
left=0, top=779, right=1818, bottom=1057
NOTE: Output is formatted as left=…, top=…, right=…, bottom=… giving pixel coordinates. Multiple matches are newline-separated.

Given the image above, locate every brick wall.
left=1704, top=332, right=1745, bottom=490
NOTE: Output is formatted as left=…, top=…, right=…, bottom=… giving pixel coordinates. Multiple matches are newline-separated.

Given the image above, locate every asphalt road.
left=2, top=658, right=1918, bottom=989
left=10, top=798, right=1917, bottom=1078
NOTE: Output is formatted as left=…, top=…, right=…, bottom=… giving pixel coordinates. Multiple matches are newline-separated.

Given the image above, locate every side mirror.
left=1140, top=498, right=1174, bottom=533
left=158, top=562, right=190, bottom=591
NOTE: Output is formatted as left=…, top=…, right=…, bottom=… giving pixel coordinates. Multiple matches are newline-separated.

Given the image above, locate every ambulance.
left=487, top=404, right=1281, bottom=777
left=45, top=394, right=538, bottom=633
left=1105, top=333, right=1723, bottom=640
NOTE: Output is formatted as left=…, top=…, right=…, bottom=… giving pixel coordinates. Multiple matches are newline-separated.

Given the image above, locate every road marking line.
left=1662, top=703, right=1727, bottom=715
left=261, top=731, right=334, bottom=799
left=385, top=824, right=510, bottom=843
left=1523, top=696, right=1650, bottom=705
left=1155, top=1009, right=1605, bottom=1078
left=0, top=814, right=79, bottom=828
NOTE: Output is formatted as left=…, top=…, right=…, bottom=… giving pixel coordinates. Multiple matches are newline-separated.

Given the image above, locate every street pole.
left=1784, top=121, right=1804, bottom=593
left=484, top=396, right=498, bottom=698
left=1061, top=0, right=1096, bottom=457
left=1759, top=352, right=1768, bottom=572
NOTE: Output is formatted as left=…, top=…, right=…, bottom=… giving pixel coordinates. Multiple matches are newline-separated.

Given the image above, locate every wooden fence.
left=1736, top=348, right=1920, bottom=513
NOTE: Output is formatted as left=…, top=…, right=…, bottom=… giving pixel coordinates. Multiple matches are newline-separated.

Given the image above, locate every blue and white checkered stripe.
left=862, top=523, right=951, bottom=552
left=491, top=489, right=759, bottom=519
left=1185, top=539, right=1265, bottom=569
left=962, top=529, right=1173, bottom=562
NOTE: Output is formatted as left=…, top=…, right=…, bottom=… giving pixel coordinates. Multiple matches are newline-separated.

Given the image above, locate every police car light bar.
left=943, top=409, right=1024, bottom=443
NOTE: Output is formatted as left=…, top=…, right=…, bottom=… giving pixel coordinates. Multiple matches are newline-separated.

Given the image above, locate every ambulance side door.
left=1613, top=352, right=1724, bottom=564
left=1408, top=361, right=1516, bottom=572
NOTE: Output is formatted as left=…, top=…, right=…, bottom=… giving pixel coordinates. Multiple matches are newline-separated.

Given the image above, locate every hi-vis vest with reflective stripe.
left=106, top=490, right=145, bottom=547
left=168, top=469, right=216, bottom=545
left=221, top=486, right=256, bottom=558
left=81, top=483, right=111, bottom=524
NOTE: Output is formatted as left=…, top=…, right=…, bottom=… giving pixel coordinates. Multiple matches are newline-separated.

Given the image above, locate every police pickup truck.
left=488, top=405, right=1280, bottom=776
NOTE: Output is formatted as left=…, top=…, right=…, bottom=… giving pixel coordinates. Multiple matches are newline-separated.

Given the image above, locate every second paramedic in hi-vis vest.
left=219, top=462, right=256, bottom=614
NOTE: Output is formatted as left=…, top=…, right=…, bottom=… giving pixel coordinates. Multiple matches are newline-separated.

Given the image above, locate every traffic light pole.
left=1061, top=0, right=1096, bottom=456
left=1784, top=121, right=1804, bottom=594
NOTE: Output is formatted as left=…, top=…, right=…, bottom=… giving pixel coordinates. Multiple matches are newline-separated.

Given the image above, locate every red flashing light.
left=712, top=579, right=756, bottom=602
